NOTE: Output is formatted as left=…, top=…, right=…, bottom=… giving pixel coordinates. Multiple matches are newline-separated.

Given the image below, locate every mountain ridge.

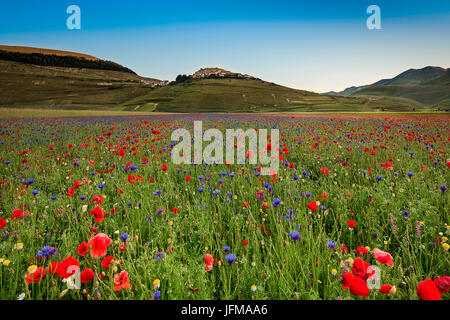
left=323, top=66, right=449, bottom=110
left=324, top=66, right=449, bottom=96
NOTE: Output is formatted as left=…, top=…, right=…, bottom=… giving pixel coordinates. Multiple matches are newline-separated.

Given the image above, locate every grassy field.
left=0, top=108, right=172, bottom=119
left=0, top=59, right=422, bottom=113
left=120, top=78, right=414, bottom=113
left=0, top=60, right=162, bottom=110
left=0, top=113, right=448, bottom=300
left=353, top=84, right=450, bottom=110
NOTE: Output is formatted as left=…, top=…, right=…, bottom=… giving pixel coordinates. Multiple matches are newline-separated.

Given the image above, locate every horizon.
left=1, top=0, right=449, bottom=92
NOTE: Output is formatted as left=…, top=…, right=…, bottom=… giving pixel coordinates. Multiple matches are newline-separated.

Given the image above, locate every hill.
left=0, top=45, right=99, bottom=61
left=0, top=59, right=166, bottom=110
left=0, top=47, right=136, bottom=74
left=119, top=73, right=408, bottom=113
left=324, top=66, right=450, bottom=111
left=0, top=45, right=421, bottom=112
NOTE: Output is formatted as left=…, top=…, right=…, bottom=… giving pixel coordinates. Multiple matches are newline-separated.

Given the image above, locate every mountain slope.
left=324, top=66, right=450, bottom=110
left=371, top=66, right=447, bottom=86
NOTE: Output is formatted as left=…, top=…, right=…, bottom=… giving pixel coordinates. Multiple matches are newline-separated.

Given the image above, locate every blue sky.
left=1, top=0, right=449, bottom=92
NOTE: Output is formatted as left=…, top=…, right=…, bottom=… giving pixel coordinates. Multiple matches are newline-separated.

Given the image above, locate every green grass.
left=0, top=114, right=448, bottom=300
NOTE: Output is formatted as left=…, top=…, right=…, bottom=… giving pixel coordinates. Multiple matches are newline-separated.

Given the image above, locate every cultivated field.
left=0, top=113, right=448, bottom=300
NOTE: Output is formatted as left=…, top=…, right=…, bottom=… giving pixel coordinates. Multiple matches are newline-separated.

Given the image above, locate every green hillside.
left=119, top=78, right=369, bottom=113
left=325, top=66, right=450, bottom=111
left=0, top=60, right=164, bottom=110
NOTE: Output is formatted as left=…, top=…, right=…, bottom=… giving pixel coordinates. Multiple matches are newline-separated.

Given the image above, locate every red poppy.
left=67, top=187, right=74, bottom=197
left=77, top=242, right=89, bottom=256
left=127, top=175, right=136, bottom=186
left=204, top=254, right=214, bottom=264
left=53, top=256, right=80, bottom=278
left=307, top=201, right=318, bottom=211
left=320, top=168, right=330, bottom=175
left=80, top=268, right=95, bottom=283
left=101, top=256, right=116, bottom=269
left=161, top=164, right=168, bottom=171
left=434, top=276, right=450, bottom=294
left=242, top=239, right=248, bottom=246
left=0, top=218, right=6, bottom=229
left=349, top=275, right=370, bottom=297
left=90, top=206, right=104, bottom=223
left=379, top=284, right=395, bottom=294
left=185, top=175, right=191, bottom=181
left=347, top=220, right=356, bottom=229
left=88, top=233, right=112, bottom=259
left=172, top=207, right=179, bottom=214
left=373, top=248, right=394, bottom=268
left=26, top=267, right=46, bottom=284
left=114, top=271, right=130, bottom=291
left=205, top=263, right=213, bottom=271
left=90, top=195, right=103, bottom=205
left=341, top=272, right=353, bottom=290
left=11, top=208, right=27, bottom=220
left=73, top=180, right=82, bottom=189
left=417, top=279, right=441, bottom=300
left=352, top=258, right=375, bottom=280
left=356, top=246, right=369, bottom=255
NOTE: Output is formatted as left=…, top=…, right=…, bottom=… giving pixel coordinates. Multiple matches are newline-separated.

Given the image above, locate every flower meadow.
left=0, top=113, right=448, bottom=300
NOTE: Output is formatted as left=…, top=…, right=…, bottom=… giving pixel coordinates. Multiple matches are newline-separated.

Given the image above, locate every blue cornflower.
left=326, top=240, right=337, bottom=249
left=222, top=246, right=230, bottom=253
left=225, top=254, right=236, bottom=264
left=154, top=252, right=165, bottom=260
left=37, top=245, right=58, bottom=258
left=289, top=230, right=300, bottom=242
left=272, top=198, right=281, bottom=207
left=120, top=233, right=128, bottom=242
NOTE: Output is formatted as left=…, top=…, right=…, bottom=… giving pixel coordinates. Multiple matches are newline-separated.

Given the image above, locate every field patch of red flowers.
left=0, top=113, right=448, bottom=300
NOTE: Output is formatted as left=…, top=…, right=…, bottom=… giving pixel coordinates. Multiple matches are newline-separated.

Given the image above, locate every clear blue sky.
left=1, top=0, right=449, bottom=92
